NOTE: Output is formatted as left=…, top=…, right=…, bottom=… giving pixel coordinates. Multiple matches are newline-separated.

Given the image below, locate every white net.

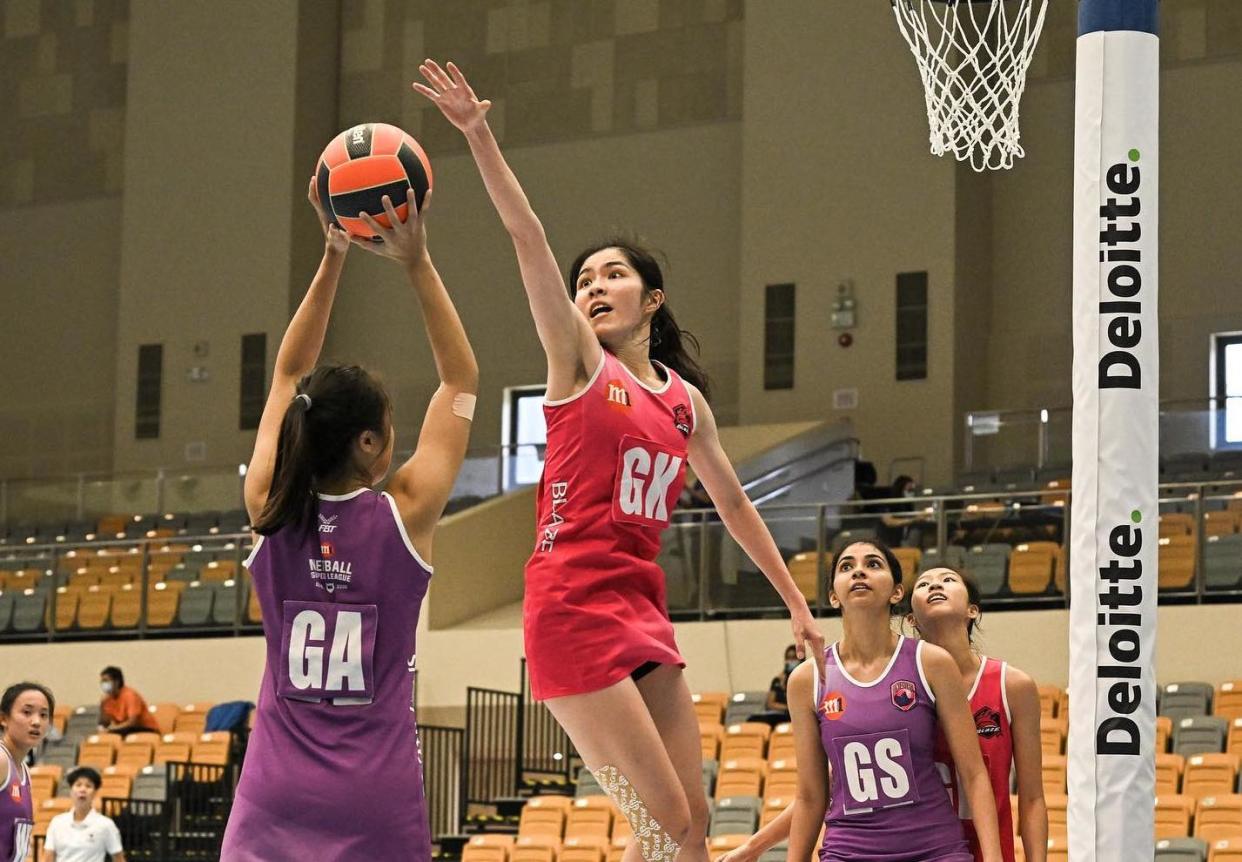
left=892, top=0, right=1049, bottom=171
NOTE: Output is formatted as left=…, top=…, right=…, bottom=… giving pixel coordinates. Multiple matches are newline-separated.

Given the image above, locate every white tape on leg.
left=593, top=764, right=680, bottom=862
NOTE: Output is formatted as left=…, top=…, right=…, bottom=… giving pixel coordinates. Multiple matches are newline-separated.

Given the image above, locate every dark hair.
left=828, top=539, right=904, bottom=616
left=100, top=666, right=124, bottom=689
left=254, top=365, right=392, bottom=536
left=66, top=766, right=102, bottom=789
left=567, top=239, right=711, bottom=399
left=912, top=566, right=984, bottom=642
left=0, top=682, right=55, bottom=720
left=892, top=474, right=916, bottom=494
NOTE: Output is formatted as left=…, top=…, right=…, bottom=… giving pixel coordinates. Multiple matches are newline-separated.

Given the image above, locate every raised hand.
left=350, top=187, right=431, bottom=266
left=412, top=60, right=491, bottom=133
left=307, top=175, right=350, bottom=255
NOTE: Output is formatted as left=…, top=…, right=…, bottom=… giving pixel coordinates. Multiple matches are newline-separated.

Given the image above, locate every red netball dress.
left=524, top=351, right=696, bottom=700
left=934, top=657, right=1016, bottom=862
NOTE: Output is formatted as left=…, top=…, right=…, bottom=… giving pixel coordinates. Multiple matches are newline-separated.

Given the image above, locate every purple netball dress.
left=0, top=744, right=32, bottom=862
left=813, top=636, right=972, bottom=862
left=220, top=489, right=432, bottom=861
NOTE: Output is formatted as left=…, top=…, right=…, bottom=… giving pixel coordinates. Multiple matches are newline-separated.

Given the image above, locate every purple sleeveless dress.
left=0, top=744, right=32, bottom=862
left=220, top=490, right=432, bottom=861
left=813, top=636, right=972, bottom=862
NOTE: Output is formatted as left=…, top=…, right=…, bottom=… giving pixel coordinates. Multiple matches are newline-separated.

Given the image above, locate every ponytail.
left=252, top=365, right=391, bottom=536
left=567, top=238, right=711, bottom=400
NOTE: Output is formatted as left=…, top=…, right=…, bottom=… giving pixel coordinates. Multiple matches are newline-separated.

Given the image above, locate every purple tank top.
left=814, top=636, right=971, bottom=862
left=220, top=490, right=432, bottom=861
left=0, top=745, right=32, bottom=862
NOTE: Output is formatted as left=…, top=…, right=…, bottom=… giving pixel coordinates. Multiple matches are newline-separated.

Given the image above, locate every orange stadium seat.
left=511, top=837, right=558, bottom=862
left=1009, top=542, right=1058, bottom=594
left=611, top=815, right=632, bottom=843
left=1229, top=720, right=1242, bottom=756
left=700, top=723, right=722, bottom=761
left=76, top=586, right=113, bottom=629
left=892, top=546, right=922, bottom=588
left=1158, top=535, right=1197, bottom=591
left=147, top=703, right=179, bottom=735
left=27, top=772, right=56, bottom=803
left=461, top=838, right=509, bottom=862
left=1210, top=839, right=1242, bottom=861
left=1042, top=755, right=1066, bottom=796
left=1218, top=682, right=1242, bottom=721
left=145, top=583, right=183, bottom=627
left=51, top=587, right=81, bottom=630
left=560, top=835, right=608, bottom=862
left=108, top=584, right=142, bottom=628
left=1160, top=513, right=1196, bottom=538
left=1156, top=753, right=1186, bottom=796
left=201, top=559, right=238, bottom=582
left=1197, top=795, right=1242, bottom=843
left=191, top=739, right=229, bottom=765
left=768, top=723, right=795, bottom=763
left=1205, top=511, right=1240, bottom=538
left=174, top=711, right=208, bottom=735
left=566, top=797, right=613, bottom=839
left=720, top=723, right=770, bottom=760
left=519, top=796, right=569, bottom=839
left=1044, top=793, right=1068, bottom=839
left=1038, top=685, right=1061, bottom=719
left=154, top=741, right=191, bottom=765
left=762, top=796, right=792, bottom=827
left=717, top=757, right=766, bottom=800
left=1040, top=716, right=1067, bottom=756
left=1184, top=754, right=1241, bottom=800
left=1155, top=794, right=1195, bottom=840
left=1046, top=835, right=1070, bottom=862
left=764, top=760, right=798, bottom=799
left=786, top=552, right=821, bottom=603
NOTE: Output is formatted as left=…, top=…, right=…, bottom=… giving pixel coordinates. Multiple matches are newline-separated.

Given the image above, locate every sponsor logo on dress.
left=308, top=557, right=353, bottom=594
left=891, top=680, right=917, bottom=712
left=318, top=514, right=338, bottom=534
left=606, top=380, right=631, bottom=408
left=672, top=404, right=691, bottom=437
left=320, top=540, right=335, bottom=558
left=822, top=691, right=847, bottom=721
left=538, top=481, right=570, bottom=552
left=974, top=706, right=1003, bottom=738
left=10, top=783, right=21, bottom=802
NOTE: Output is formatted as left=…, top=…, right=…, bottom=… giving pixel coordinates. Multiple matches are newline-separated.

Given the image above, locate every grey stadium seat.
left=710, top=806, right=757, bottom=837
left=575, top=765, right=602, bottom=798
left=12, top=591, right=46, bottom=632
left=37, top=743, right=78, bottom=771
left=0, top=592, right=15, bottom=632
left=922, top=545, right=968, bottom=572
left=965, top=544, right=1010, bottom=596
left=1172, top=716, right=1228, bottom=757
left=701, top=760, right=718, bottom=796
left=1205, top=534, right=1242, bottom=590
left=210, top=581, right=241, bottom=626
left=725, top=691, right=768, bottom=726
left=1154, top=837, right=1207, bottom=861
left=829, top=527, right=879, bottom=556
left=177, top=582, right=215, bottom=626
left=131, top=765, right=169, bottom=802
left=1160, top=682, right=1214, bottom=721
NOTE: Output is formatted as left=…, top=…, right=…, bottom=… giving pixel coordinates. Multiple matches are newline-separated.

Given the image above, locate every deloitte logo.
left=1097, top=147, right=1146, bottom=391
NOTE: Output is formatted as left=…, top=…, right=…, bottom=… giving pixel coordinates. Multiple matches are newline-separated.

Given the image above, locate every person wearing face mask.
left=413, top=59, right=823, bottom=862
left=1, top=681, right=54, bottom=862
left=42, top=767, right=126, bottom=862
left=765, top=645, right=799, bottom=716
left=878, top=474, right=924, bottom=546
left=96, top=668, right=159, bottom=738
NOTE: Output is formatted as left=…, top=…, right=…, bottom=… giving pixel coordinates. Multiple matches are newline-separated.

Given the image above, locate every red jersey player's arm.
left=786, top=663, right=828, bottom=861
left=923, top=644, right=1004, bottom=862
left=244, top=178, right=350, bottom=523
left=412, top=60, right=599, bottom=400
left=684, top=384, right=824, bottom=669
left=1007, top=665, right=1049, bottom=862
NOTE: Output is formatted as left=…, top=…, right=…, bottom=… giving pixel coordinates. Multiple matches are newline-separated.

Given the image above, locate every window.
left=764, top=283, right=796, bottom=390
left=135, top=344, right=163, bottom=439
left=502, top=385, right=547, bottom=490
left=239, top=333, right=267, bottom=430
left=1213, top=332, right=1242, bottom=448
left=896, top=272, right=928, bottom=381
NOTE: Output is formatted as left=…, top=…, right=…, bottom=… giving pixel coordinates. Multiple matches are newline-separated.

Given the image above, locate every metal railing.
left=462, top=687, right=521, bottom=816
left=518, top=658, right=577, bottom=790
left=421, top=724, right=464, bottom=840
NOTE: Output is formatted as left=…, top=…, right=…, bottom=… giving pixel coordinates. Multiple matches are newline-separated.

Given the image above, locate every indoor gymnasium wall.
left=9, top=604, right=1241, bottom=715
left=108, top=1, right=338, bottom=474
left=736, top=0, right=967, bottom=488
left=986, top=1, right=1242, bottom=415
left=0, top=0, right=129, bottom=479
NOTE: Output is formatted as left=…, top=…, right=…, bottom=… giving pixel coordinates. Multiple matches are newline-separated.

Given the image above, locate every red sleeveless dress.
left=524, top=351, right=695, bottom=700
left=934, top=657, right=1016, bottom=862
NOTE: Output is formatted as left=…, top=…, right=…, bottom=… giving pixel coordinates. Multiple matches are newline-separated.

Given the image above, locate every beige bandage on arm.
left=592, top=764, right=681, bottom=861
left=451, top=392, right=476, bottom=421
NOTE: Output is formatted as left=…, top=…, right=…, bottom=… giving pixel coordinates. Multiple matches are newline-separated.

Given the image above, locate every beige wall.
left=737, top=1, right=962, bottom=487
left=7, top=603, right=1235, bottom=713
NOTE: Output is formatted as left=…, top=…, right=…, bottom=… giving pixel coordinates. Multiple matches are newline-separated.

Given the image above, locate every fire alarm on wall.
left=838, top=332, right=853, bottom=348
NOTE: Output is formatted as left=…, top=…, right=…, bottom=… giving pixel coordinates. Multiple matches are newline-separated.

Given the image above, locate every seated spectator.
left=877, top=474, right=926, bottom=546
left=44, top=766, right=127, bottom=862
left=97, top=667, right=160, bottom=737
left=765, top=645, right=799, bottom=717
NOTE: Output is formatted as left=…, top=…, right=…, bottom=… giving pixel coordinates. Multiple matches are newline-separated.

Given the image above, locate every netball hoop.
left=891, top=0, right=1049, bottom=171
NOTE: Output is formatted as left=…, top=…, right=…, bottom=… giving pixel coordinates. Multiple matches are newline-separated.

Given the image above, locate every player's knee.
left=659, top=798, right=693, bottom=847
left=683, top=789, right=709, bottom=837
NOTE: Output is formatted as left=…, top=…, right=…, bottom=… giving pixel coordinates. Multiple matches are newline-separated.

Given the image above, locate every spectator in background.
left=765, top=645, right=799, bottom=717
left=877, top=474, right=925, bottom=547
left=97, top=668, right=159, bottom=737
left=43, top=766, right=127, bottom=862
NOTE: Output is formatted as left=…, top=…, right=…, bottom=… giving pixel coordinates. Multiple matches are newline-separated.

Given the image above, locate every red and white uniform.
left=524, top=351, right=695, bottom=700
left=934, top=657, right=1015, bottom=862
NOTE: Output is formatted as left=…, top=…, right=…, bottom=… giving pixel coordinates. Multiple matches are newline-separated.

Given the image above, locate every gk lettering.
left=288, top=609, right=366, bottom=693
left=618, top=446, right=682, bottom=521
left=843, top=737, right=911, bottom=803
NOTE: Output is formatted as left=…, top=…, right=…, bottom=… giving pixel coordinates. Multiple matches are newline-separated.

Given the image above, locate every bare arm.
left=786, top=664, right=827, bottom=862
left=685, top=385, right=824, bottom=667
left=352, top=192, right=479, bottom=560
left=923, top=645, right=1004, bottom=862
left=244, top=180, right=351, bottom=522
left=413, top=60, right=598, bottom=399
left=1007, top=666, right=1049, bottom=862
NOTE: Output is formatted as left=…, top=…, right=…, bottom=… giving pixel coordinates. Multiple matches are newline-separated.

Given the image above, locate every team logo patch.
left=891, top=680, right=917, bottom=712
left=974, top=706, right=1003, bottom=738
left=318, top=514, right=338, bottom=533
left=821, top=691, right=847, bottom=721
left=672, top=404, right=691, bottom=437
